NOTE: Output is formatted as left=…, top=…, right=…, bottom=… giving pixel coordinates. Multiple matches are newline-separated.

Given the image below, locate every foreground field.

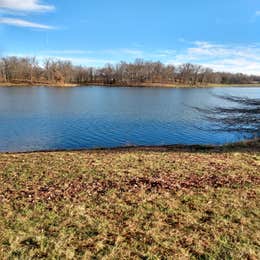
left=0, top=143, right=259, bottom=259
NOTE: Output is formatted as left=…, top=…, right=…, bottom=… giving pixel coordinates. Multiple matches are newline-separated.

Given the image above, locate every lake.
left=0, top=86, right=259, bottom=152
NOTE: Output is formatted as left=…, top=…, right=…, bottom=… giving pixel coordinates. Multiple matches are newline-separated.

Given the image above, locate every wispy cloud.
left=256, top=11, right=260, bottom=16
left=99, top=48, right=144, bottom=57
left=6, top=41, right=260, bottom=75
left=7, top=52, right=116, bottom=67
left=0, top=17, right=55, bottom=29
left=0, top=0, right=54, bottom=13
left=168, top=41, right=260, bottom=75
left=41, top=50, right=93, bottom=55
left=39, top=49, right=143, bottom=57
left=0, top=0, right=55, bottom=30
left=53, top=57, right=116, bottom=67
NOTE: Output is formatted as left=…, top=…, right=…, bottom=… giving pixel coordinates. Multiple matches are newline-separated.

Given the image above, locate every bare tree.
left=1, top=56, right=259, bottom=86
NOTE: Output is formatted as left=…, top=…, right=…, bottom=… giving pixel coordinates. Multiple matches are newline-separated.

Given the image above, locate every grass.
left=0, top=142, right=259, bottom=259
left=0, top=82, right=78, bottom=87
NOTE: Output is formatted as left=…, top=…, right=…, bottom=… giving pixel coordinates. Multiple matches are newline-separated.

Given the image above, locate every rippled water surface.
left=0, top=86, right=259, bottom=152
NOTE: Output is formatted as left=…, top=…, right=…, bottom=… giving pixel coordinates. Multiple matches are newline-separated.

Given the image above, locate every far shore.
left=1, top=81, right=260, bottom=88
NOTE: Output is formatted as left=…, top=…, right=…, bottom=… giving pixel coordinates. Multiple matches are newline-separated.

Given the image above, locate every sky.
left=0, top=0, right=260, bottom=75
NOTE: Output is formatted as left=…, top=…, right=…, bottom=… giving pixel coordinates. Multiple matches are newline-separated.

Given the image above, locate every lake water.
left=0, top=86, right=259, bottom=152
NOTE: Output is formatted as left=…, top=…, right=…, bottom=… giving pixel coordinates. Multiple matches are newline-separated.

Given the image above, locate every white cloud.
left=0, top=0, right=54, bottom=12
left=168, top=41, right=260, bottom=75
left=54, top=57, right=116, bottom=67
left=102, top=48, right=144, bottom=57
left=200, top=59, right=260, bottom=75
left=39, top=49, right=144, bottom=58
left=120, top=48, right=143, bottom=56
left=5, top=52, right=116, bottom=67
left=0, top=1, right=55, bottom=30
left=0, top=17, right=55, bottom=29
left=256, top=11, right=260, bottom=16
left=5, top=41, right=260, bottom=75
left=41, top=50, right=93, bottom=55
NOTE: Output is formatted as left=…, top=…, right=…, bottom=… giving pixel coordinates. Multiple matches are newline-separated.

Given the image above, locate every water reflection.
left=0, top=86, right=259, bottom=152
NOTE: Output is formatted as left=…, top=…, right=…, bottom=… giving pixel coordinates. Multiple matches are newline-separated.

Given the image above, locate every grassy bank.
left=1, top=81, right=260, bottom=88
left=0, top=82, right=79, bottom=87
left=0, top=141, right=259, bottom=259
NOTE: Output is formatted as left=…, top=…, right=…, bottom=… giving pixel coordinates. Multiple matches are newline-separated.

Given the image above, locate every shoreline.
left=0, top=82, right=79, bottom=87
left=2, top=138, right=259, bottom=155
left=0, top=82, right=260, bottom=88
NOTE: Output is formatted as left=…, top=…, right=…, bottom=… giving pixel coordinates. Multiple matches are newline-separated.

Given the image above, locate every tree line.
left=0, top=56, right=259, bottom=86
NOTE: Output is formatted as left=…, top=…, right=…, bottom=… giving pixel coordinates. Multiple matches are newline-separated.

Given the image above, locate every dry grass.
left=0, top=145, right=259, bottom=259
left=1, top=81, right=260, bottom=88
left=0, top=82, right=78, bottom=87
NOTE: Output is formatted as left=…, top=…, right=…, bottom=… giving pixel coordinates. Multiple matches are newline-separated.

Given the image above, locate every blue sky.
left=1, top=0, right=260, bottom=74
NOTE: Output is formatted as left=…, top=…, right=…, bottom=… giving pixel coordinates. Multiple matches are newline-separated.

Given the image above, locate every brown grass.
left=0, top=144, right=259, bottom=259
left=1, top=81, right=260, bottom=88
